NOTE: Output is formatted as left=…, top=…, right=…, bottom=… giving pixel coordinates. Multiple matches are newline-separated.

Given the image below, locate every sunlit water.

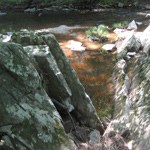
left=0, top=8, right=148, bottom=118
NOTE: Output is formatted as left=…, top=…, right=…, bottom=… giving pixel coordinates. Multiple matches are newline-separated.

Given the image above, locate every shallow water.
left=0, top=8, right=148, bottom=117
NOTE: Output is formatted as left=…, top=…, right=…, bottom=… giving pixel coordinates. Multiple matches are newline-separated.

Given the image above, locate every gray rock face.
left=108, top=53, right=150, bottom=150
left=0, top=42, right=76, bottom=150
left=117, top=32, right=140, bottom=54
left=105, top=25, right=150, bottom=150
left=127, top=20, right=137, bottom=31
left=12, top=31, right=102, bottom=129
left=140, top=25, right=150, bottom=47
left=24, top=45, right=72, bottom=105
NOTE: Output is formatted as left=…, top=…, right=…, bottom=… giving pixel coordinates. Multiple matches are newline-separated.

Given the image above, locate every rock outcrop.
left=0, top=30, right=103, bottom=149
left=106, top=25, right=150, bottom=150
left=0, top=42, right=77, bottom=150
left=11, top=30, right=102, bottom=129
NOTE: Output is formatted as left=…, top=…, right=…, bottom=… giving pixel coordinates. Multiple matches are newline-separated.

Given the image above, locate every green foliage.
left=112, top=21, right=129, bottom=28
left=86, top=24, right=109, bottom=39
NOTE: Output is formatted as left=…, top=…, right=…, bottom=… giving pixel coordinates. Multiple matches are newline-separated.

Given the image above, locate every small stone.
left=127, top=20, right=138, bottom=31
left=66, top=40, right=86, bottom=51
left=89, top=130, right=101, bottom=145
left=102, top=44, right=116, bottom=51
left=127, top=52, right=136, bottom=57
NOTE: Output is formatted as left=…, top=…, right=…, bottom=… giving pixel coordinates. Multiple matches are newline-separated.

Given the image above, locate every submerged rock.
left=102, top=44, right=116, bottom=51
left=66, top=40, right=86, bottom=51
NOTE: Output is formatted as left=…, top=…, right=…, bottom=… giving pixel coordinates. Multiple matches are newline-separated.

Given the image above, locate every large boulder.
left=0, top=42, right=76, bottom=150
left=11, top=31, right=103, bottom=129
left=117, top=32, right=141, bottom=54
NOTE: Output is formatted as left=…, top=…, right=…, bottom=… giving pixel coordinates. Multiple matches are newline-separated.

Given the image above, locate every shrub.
left=86, top=24, right=109, bottom=41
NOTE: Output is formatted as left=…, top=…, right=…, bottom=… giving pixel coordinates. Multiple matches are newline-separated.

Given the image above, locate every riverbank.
left=0, top=0, right=150, bottom=13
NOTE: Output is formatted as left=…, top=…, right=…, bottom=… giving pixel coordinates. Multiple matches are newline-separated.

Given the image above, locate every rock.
left=127, top=52, right=136, bottom=57
left=42, top=34, right=102, bottom=129
left=117, top=50, right=127, bottom=60
left=127, top=20, right=137, bottom=31
left=0, top=12, right=7, bottom=16
left=102, top=44, right=115, bottom=51
left=143, top=39, right=150, bottom=55
left=114, top=29, right=135, bottom=40
left=66, top=40, right=86, bottom=51
left=7, top=32, right=13, bottom=36
left=24, top=8, right=36, bottom=13
left=117, top=32, right=141, bottom=53
left=35, top=25, right=82, bottom=35
left=2, top=35, right=11, bottom=42
left=136, top=21, right=143, bottom=26
left=89, top=130, right=101, bottom=145
left=140, top=25, right=150, bottom=47
left=113, top=28, right=127, bottom=36
left=145, top=13, right=150, bottom=18
left=107, top=44, right=150, bottom=150
left=12, top=31, right=102, bottom=129
left=134, top=31, right=142, bottom=39
left=0, top=42, right=76, bottom=150
left=24, top=45, right=72, bottom=104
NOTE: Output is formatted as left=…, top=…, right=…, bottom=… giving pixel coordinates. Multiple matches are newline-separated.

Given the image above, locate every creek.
left=0, top=8, right=149, bottom=118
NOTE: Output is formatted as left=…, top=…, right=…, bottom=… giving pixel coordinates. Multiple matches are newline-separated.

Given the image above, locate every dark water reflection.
left=0, top=8, right=148, bottom=118
left=0, top=8, right=148, bottom=32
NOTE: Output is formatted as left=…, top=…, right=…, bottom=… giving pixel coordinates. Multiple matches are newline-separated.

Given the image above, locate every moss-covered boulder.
left=0, top=42, right=77, bottom=150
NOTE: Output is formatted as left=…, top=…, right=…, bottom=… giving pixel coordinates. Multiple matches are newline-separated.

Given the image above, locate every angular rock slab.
left=24, top=45, right=72, bottom=103
left=0, top=42, right=75, bottom=150
left=117, top=32, right=140, bottom=53
left=42, top=34, right=101, bottom=128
